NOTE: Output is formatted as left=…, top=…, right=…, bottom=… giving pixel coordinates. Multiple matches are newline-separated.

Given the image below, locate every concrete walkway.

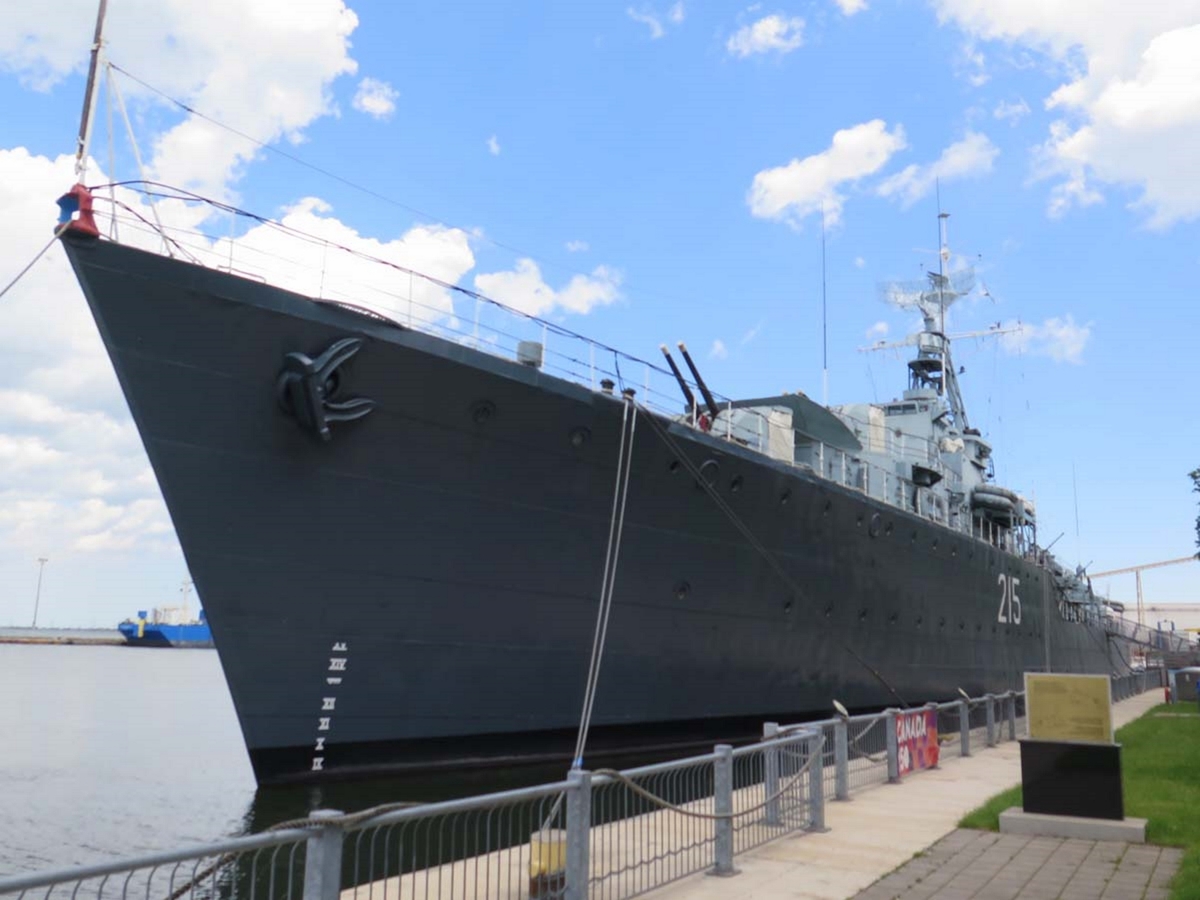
left=853, top=829, right=1180, bottom=900
left=641, top=691, right=1167, bottom=900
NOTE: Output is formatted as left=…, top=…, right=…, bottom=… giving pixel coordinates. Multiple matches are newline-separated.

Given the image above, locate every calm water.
left=0, top=644, right=571, bottom=878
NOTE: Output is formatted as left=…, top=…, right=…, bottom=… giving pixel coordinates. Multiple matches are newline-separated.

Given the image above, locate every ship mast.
left=73, top=0, right=109, bottom=183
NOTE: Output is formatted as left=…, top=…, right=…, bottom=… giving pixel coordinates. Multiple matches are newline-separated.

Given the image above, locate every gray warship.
left=53, top=175, right=1165, bottom=783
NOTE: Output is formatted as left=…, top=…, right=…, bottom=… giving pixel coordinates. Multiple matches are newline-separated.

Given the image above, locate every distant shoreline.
left=0, top=627, right=124, bottom=646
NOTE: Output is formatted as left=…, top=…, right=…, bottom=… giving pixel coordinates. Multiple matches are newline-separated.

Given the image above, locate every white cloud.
left=876, top=131, right=999, bottom=207
left=627, top=7, right=664, bottom=39
left=835, top=0, right=867, bottom=15
left=865, top=321, right=889, bottom=341
left=748, top=119, right=907, bottom=227
left=474, top=260, right=621, bottom=317
left=566, top=240, right=590, bottom=252
left=727, top=14, right=805, bottom=58
left=933, top=2, right=1200, bottom=227
left=993, top=98, right=1031, bottom=123
left=0, top=148, right=486, bottom=580
left=0, top=0, right=359, bottom=202
left=854, top=256, right=867, bottom=269
left=709, top=339, right=729, bottom=360
left=741, top=322, right=764, bottom=345
left=230, top=197, right=476, bottom=326
left=487, top=135, right=501, bottom=156
left=352, top=77, right=398, bottom=119
left=627, top=4, right=684, bottom=39
left=959, top=41, right=990, bottom=86
left=999, top=315, right=1092, bottom=363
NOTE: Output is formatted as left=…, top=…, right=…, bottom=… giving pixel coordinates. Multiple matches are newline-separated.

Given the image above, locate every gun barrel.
left=676, top=342, right=721, bottom=420
left=659, top=344, right=697, bottom=414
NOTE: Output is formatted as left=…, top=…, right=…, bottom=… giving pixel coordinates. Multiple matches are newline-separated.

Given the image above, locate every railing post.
left=834, top=718, right=849, bottom=801
left=985, top=694, right=996, bottom=747
left=302, top=809, right=345, bottom=900
left=762, top=723, right=781, bottom=826
left=712, top=744, right=735, bottom=876
left=959, top=698, right=971, bottom=757
left=885, top=709, right=900, bottom=783
left=565, top=769, right=592, bottom=900
left=806, top=728, right=826, bottom=832
left=1006, top=692, right=1017, bottom=741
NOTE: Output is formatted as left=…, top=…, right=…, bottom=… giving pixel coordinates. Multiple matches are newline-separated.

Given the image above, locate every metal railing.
left=0, top=677, right=1159, bottom=900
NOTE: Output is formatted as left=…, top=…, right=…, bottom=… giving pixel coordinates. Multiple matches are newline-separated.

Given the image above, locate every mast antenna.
left=936, top=179, right=949, bottom=385
left=74, top=0, right=109, bottom=182
left=821, top=202, right=828, bottom=405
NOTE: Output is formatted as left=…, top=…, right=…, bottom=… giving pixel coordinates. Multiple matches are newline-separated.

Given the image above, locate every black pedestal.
left=1019, top=739, right=1124, bottom=820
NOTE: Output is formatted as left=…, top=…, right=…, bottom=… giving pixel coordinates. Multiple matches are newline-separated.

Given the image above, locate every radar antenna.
left=872, top=212, right=982, bottom=430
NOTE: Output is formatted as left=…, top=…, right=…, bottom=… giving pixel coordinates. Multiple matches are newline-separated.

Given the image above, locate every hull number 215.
left=998, top=574, right=1021, bottom=624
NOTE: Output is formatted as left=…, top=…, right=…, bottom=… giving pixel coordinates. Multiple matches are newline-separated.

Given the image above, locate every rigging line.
left=573, top=395, right=637, bottom=769
left=92, top=181, right=694, bottom=388
left=104, top=63, right=691, bottom=305
left=0, top=224, right=70, bottom=302
left=108, top=199, right=202, bottom=265
left=633, top=404, right=910, bottom=710
left=107, top=64, right=171, bottom=256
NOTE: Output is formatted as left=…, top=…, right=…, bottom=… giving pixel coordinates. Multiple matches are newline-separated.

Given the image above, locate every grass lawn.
left=959, top=703, right=1200, bottom=899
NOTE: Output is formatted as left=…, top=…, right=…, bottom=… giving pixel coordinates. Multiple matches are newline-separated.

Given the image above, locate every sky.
left=0, top=0, right=1197, bottom=627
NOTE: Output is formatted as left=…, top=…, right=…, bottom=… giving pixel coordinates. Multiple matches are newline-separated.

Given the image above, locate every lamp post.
left=31, top=557, right=48, bottom=628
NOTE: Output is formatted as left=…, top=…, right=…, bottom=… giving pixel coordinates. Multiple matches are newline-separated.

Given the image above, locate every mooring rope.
left=0, top=223, right=70, bottom=302
left=571, top=392, right=638, bottom=771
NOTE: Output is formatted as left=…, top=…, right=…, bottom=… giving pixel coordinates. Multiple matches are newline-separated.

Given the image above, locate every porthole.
left=697, top=459, right=720, bottom=486
left=668, top=460, right=681, bottom=474
left=824, top=605, right=834, bottom=618
left=730, top=475, right=744, bottom=493
left=932, top=538, right=939, bottom=551
left=884, top=521, right=894, bottom=536
left=674, top=580, right=691, bottom=600
left=889, top=613, right=898, bottom=625
left=858, top=609, right=868, bottom=622
left=470, top=399, right=496, bottom=424
left=783, top=600, right=793, bottom=613
left=856, top=514, right=864, bottom=528
left=569, top=426, right=591, bottom=447
left=780, top=489, right=792, bottom=505
left=869, top=513, right=881, bottom=538
left=823, top=500, right=832, bottom=515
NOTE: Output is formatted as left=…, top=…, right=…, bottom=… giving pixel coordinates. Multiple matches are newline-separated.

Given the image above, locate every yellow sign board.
left=1024, top=672, right=1114, bottom=744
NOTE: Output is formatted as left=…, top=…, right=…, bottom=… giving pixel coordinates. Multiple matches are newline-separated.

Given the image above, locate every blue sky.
left=0, top=0, right=1197, bottom=627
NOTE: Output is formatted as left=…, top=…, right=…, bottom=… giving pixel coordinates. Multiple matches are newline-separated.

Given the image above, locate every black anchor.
left=277, top=337, right=376, bottom=441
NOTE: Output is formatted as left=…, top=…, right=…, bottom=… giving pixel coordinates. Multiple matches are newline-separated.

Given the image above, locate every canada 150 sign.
left=896, top=709, right=939, bottom=776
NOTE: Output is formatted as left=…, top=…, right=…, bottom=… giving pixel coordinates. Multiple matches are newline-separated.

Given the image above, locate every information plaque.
left=1024, top=672, right=1113, bottom=744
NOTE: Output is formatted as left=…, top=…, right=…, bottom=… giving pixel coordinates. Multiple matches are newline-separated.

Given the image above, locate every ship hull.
left=63, top=234, right=1120, bottom=784
left=118, top=622, right=214, bottom=648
